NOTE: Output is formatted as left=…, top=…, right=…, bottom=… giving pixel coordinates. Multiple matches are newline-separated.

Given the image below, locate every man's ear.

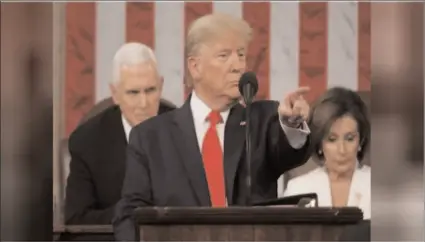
left=159, top=76, right=164, bottom=90
left=109, top=83, right=119, bottom=105
left=187, top=56, right=200, bottom=80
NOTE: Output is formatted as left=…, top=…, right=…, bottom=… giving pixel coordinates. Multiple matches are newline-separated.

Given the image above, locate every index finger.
left=294, top=86, right=310, bottom=95
left=288, top=86, right=310, bottom=100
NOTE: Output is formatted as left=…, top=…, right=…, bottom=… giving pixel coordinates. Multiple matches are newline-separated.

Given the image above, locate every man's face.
left=110, top=62, right=163, bottom=127
left=189, top=33, right=248, bottom=100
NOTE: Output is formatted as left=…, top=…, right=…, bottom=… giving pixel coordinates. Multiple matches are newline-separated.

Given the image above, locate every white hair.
left=112, top=42, right=157, bottom=85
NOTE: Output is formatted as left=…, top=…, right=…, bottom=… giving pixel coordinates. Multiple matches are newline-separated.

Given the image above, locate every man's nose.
left=230, top=53, right=245, bottom=72
left=137, top=94, right=148, bottom=108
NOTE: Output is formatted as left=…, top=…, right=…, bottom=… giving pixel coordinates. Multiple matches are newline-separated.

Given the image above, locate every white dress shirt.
left=122, top=115, right=132, bottom=143
left=190, top=91, right=310, bottom=151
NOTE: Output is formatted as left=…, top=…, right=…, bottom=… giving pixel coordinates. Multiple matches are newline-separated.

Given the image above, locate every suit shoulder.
left=288, top=167, right=323, bottom=186
left=69, top=106, right=119, bottom=148
left=131, top=109, right=175, bottom=134
left=358, top=165, right=371, bottom=181
left=250, top=100, right=279, bottom=118
left=159, top=102, right=177, bottom=114
left=284, top=168, right=322, bottom=196
left=360, top=165, right=371, bottom=173
left=252, top=100, right=279, bottom=109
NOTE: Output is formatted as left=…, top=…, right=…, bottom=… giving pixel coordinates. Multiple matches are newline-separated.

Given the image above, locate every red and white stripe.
left=64, top=1, right=371, bottom=197
left=64, top=1, right=371, bottom=132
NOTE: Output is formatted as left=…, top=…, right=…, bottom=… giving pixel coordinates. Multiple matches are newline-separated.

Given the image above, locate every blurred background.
left=0, top=2, right=423, bottom=241
left=370, top=3, right=424, bottom=240
left=1, top=2, right=53, bottom=240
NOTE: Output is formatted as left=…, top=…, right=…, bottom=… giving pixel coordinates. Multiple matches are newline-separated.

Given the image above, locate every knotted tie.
left=201, top=111, right=226, bottom=207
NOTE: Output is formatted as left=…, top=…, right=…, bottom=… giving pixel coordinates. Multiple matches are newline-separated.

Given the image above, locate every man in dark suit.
left=65, top=42, right=175, bottom=227
left=114, top=14, right=313, bottom=241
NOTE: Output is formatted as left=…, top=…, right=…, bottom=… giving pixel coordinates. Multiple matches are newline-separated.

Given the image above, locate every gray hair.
left=112, top=42, right=157, bottom=85
left=185, top=13, right=252, bottom=87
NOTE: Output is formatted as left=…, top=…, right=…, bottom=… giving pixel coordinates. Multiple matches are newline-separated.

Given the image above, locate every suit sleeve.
left=266, top=104, right=312, bottom=175
left=65, top=141, right=115, bottom=225
left=113, top=130, right=153, bottom=241
left=279, top=121, right=310, bottom=149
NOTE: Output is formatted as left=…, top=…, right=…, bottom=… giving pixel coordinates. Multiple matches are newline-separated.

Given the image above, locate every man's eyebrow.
left=125, top=89, right=140, bottom=93
left=144, top=86, right=157, bottom=90
left=217, top=48, right=232, bottom=53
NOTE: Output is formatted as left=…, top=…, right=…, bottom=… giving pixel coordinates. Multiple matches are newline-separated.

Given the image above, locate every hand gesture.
left=278, top=87, right=310, bottom=128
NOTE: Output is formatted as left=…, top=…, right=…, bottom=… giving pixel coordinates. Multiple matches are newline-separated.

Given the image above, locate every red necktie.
left=201, top=111, right=226, bottom=207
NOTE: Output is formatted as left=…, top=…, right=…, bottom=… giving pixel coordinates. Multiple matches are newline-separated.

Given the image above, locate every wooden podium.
left=133, top=206, right=363, bottom=241
left=53, top=206, right=363, bottom=241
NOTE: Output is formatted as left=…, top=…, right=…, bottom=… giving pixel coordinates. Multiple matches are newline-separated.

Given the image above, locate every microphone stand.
left=239, top=77, right=258, bottom=207
left=244, top=100, right=252, bottom=206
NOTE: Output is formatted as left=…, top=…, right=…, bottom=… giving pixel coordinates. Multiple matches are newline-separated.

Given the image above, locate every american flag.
left=64, top=1, right=371, bottom=137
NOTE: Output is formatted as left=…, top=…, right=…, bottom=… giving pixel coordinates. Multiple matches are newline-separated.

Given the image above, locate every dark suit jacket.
left=65, top=103, right=175, bottom=227
left=113, top=98, right=312, bottom=241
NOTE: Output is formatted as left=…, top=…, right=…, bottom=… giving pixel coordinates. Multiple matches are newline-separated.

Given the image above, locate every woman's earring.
left=318, top=150, right=323, bottom=155
left=358, top=146, right=361, bottom=152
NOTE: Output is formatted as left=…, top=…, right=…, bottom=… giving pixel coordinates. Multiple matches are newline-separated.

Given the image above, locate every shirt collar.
left=190, top=91, right=230, bottom=124
left=121, top=115, right=132, bottom=142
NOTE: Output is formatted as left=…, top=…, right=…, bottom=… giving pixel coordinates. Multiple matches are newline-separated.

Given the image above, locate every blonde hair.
left=185, top=13, right=253, bottom=87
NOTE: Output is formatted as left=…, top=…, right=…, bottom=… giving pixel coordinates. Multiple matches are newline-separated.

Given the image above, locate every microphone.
left=238, top=72, right=258, bottom=206
left=238, top=72, right=259, bottom=105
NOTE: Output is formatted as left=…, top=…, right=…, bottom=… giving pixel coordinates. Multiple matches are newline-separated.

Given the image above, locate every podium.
left=133, top=206, right=363, bottom=241
left=53, top=206, right=363, bottom=241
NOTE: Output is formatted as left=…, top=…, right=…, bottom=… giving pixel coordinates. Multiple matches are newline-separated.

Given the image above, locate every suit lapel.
left=171, top=99, right=211, bottom=206
left=348, top=166, right=363, bottom=207
left=223, top=104, right=246, bottom=204
left=102, top=106, right=127, bottom=178
left=316, top=168, right=332, bottom=207
left=109, top=106, right=127, bottom=145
